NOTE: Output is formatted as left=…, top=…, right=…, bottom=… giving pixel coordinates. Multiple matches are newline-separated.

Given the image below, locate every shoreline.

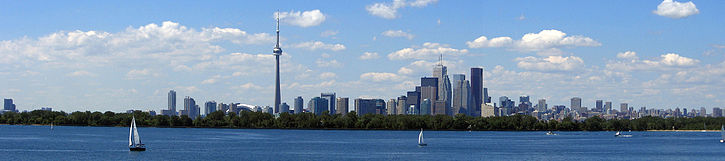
left=2, top=124, right=719, bottom=132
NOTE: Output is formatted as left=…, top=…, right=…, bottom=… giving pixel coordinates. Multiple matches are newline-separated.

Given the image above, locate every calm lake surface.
left=1, top=125, right=724, bottom=160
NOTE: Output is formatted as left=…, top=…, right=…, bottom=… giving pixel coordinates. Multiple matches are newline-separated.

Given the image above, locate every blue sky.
left=1, top=0, right=724, bottom=112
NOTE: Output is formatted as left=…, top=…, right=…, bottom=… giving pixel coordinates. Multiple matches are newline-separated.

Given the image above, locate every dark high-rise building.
left=420, top=99, right=431, bottom=115
left=452, top=74, right=471, bottom=115
left=471, top=68, right=483, bottom=117
left=354, top=98, right=385, bottom=116
left=571, top=97, right=582, bottom=113
left=336, top=97, right=349, bottom=115
left=713, top=107, right=722, bottom=117
left=308, top=97, right=328, bottom=115
left=321, top=93, right=336, bottom=115
left=483, top=88, right=491, bottom=104
left=421, top=77, right=438, bottom=115
left=595, top=100, right=603, bottom=112
left=620, top=103, right=629, bottom=114
left=294, top=96, right=304, bottom=114
left=3, top=98, right=15, bottom=112
left=204, top=101, right=216, bottom=116
left=406, top=91, right=420, bottom=115
left=280, top=103, right=290, bottom=114
left=421, top=77, right=438, bottom=87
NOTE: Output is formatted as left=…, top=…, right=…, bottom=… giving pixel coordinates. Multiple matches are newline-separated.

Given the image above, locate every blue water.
left=1, top=125, right=724, bottom=160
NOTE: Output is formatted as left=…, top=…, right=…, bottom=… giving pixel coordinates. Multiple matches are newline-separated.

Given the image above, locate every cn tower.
left=273, top=14, right=283, bottom=113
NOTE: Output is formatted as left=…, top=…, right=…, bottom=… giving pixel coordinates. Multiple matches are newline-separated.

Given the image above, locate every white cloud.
left=201, top=75, right=221, bottom=84
left=616, top=51, right=638, bottom=59
left=67, top=70, right=94, bottom=77
left=466, top=36, right=513, bottom=48
left=275, top=10, right=326, bottom=27
left=515, top=56, right=585, bottom=72
left=126, top=69, right=157, bottom=80
left=397, top=67, right=414, bottom=75
left=360, top=52, right=380, bottom=60
left=608, top=52, right=699, bottom=71
left=645, top=53, right=699, bottom=67
left=233, top=83, right=264, bottom=90
left=381, top=30, right=414, bottom=40
left=466, top=29, right=600, bottom=55
left=653, top=0, right=699, bottom=19
left=388, top=42, right=468, bottom=60
left=292, top=41, right=346, bottom=51
left=366, top=0, right=438, bottom=19
left=360, top=72, right=402, bottom=82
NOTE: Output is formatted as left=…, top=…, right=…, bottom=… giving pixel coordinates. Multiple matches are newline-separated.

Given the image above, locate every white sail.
left=132, top=117, right=141, bottom=145
left=721, top=125, right=724, bottom=140
left=418, top=129, right=424, bottom=144
left=129, top=117, right=134, bottom=146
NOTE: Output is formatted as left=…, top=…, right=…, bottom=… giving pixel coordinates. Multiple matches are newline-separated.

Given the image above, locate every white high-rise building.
left=433, top=55, right=452, bottom=115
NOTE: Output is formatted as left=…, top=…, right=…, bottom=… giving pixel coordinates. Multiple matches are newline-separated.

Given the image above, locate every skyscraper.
left=273, top=13, right=283, bottom=114
left=452, top=74, right=471, bottom=115
left=471, top=68, right=483, bottom=117
left=420, top=99, right=431, bottom=115
left=3, top=98, right=15, bottom=112
left=433, top=57, right=452, bottom=116
left=168, top=90, right=176, bottom=115
left=713, top=107, right=722, bottom=117
left=420, top=77, right=438, bottom=115
left=605, top=101, right=612, bottom=114
left=308, top=97, right=328, bottom=115
left=537, top=99, right=547, bottom=111
left=396, top=96, right=407, bottom=115
left=406, top=91, right=420, bottom=115
left=595, top=100, right=603, bottom=112
left=294, top=96, right=303, bottom=114
left=336, top=97, right=349, bottom=115
left=321, top=93, right=336, bottom=115
left=354, top=98, right=385, bottom=116
left=571, top=97, right=582, bottom=113
left=183, top=96, right=198, bottom=119
left=620, top=103, right=628, bottom=113
left=386, top=99, right=397, bottom=115
left=280, top=103, right=290, bottom=114
left=204, top=101, right=216, bottom=116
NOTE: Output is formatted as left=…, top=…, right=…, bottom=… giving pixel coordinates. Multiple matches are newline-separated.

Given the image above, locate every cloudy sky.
left=1, top=0, right=724, bottom=112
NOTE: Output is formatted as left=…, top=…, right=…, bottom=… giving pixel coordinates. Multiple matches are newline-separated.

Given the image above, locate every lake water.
left=1, top=125, right=724, bottom=160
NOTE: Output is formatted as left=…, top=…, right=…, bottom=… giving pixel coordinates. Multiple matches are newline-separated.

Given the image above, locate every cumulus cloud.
left=275, top=10, right=326, bottom=27
left=291, top=41, right=346, bottom=51
left=653, top=0, right=699, bottom=19
left=360, top=52, right=380, bottom=60
left=644, top=53, right=699, bottom=67
left=366, top=0, right=438, bottom=19
left=515, top=56, right=585, bottom=72
left=616, top=51, right=638, bottom=60
left=360, top=72, right=402, bottom=82
left=466, top=29, right=600, bottom=55
left=388, top=42, right=468, bottom=60
left=608, top=52, right=699, bottom=71
left=201, top=75, right=221, bottom=84
left=381, top=30, right=414, bottom=40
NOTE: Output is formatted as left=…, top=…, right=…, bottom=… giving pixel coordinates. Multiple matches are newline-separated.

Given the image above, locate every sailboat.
left=720, top=125, right=725, bottom=143
left=50, top=123, right=53, bottom=130
left=546, top=131, right=558, bottom=135
left=418, top=128, right=427, bottom=147
left=129, top=116, right=146, bottom=151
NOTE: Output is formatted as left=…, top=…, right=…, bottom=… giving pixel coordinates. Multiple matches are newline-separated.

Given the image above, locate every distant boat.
left=129, top=116, right=146, bottom=151
left=720, top=125, right=725, bottom=143
left=615, top=131, right=632, bottom=138
left=467, top=125, right=472, bottom=132
left=50, top=123, right=53, bottom=130
left=418, top=128, right=427, bottom=147
left=546, top=131, right=558, bottom=135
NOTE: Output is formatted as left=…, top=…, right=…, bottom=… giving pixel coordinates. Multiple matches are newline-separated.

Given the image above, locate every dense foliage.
left=2, top=110, right=725, bottom=131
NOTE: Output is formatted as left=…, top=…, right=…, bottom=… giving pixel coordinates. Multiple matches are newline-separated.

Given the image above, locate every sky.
left=1, top=0, right=724, bottom=113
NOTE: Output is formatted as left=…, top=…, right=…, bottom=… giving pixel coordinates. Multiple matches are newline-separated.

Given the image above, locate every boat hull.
left=418, top=144, right=427, bottom=147
left=130, top=147, right=146, bottom=151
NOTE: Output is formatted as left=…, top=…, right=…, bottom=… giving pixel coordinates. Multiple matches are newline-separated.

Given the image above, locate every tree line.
left=2, top=110, right=725, bottom=131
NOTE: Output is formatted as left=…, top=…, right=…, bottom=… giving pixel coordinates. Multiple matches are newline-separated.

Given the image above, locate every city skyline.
left=2, top=0, right=725, bottom=112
